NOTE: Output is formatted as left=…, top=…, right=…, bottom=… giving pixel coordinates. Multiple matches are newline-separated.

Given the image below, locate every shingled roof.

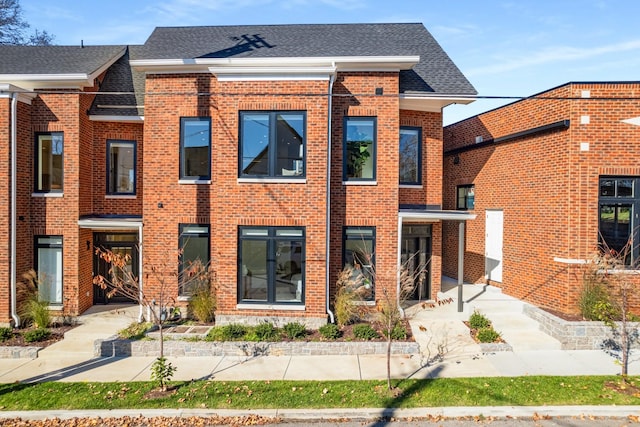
left=136, top=23, right=476, bottom=95
left=0, top=45, right=125, bottom=75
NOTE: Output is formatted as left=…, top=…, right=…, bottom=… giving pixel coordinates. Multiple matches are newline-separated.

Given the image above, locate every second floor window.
left=35, top=132, right=63, bottom=192
left=399, top=126, right=422, bottom=185
left=180, top=117, right=211, bottom=180
left=457, top=185, right=475, bottom=210
left=107, top=140, right=136, bottom=195
left=240, top=111, right=306, bottom=178
left=344, top=117, right=376, bottom=181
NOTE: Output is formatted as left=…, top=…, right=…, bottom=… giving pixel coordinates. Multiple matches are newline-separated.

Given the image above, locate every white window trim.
left=32, top=192, right=63, bottom=198
left=236, top=303, right=305, bottom=311
left=399, top=184, right=423, bottom=189
left=105, top=195, right=136, bottom=199
left=237, top=178, right=307, bottom=184
left=342, top=181, right=378, bottom=186
left=178, top=179, right=212, bottom=185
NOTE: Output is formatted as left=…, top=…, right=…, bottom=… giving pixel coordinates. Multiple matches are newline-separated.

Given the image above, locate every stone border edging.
left=94, top=337, right=420, bottom=357
left=523, top=304, right=640, bottom=350
left=0, top=346, right=40, bottom=359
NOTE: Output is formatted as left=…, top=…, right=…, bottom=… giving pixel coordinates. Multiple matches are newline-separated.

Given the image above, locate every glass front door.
left=93, top=233, right=138, bottom=304
left=401, top=225, right=432, bottom=301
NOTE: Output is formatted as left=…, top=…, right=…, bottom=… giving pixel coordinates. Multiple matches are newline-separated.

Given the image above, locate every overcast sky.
left=21, top=0, right=640, bottom=124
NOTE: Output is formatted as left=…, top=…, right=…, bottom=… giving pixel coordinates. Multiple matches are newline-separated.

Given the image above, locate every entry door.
left=401, top=225, right=432, bottom=301
left=485, top=210, right=503, bottom=283
left=94, top=233, right=138, bottom=304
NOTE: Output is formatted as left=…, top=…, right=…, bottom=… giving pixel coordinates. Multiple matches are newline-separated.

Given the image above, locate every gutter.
left=10, top=92, right=19, bottom=327
left=325, top=71, right=336, bottom=323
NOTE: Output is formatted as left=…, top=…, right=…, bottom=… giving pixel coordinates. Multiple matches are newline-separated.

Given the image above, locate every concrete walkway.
left=0, top=280, right=637, bottom=384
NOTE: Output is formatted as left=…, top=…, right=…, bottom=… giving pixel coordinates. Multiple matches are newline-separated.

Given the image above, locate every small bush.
left=205, top=326, right=224, bottom=341
left=118, top=322, right=152, bottom=340
left=476, top=327, right=501, bottom=343
left=468, top=310, right=491, bottom=329
left=353, top=323, right=378, bottom=340
left=282, top=322, right=307, bottom=339
left=254, top=322, right=278, bottom=341
left=383, top=323, right=407, bottom=340
left=220, top=323, right=248, bottom=341
left=319, top=323, right=341, bottom=340
left=151, top=356, right=176, bottom=391
left=23, top=328, right=51, bottom=343
left=579, top=283, right=619, bottom=321
left=0, top=327, right=13, bottom=342
left=187, top=286, right=216, bottom=324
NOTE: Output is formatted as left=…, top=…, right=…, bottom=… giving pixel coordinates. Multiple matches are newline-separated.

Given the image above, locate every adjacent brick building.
left=0, top=23, right=476, bottom=327
left=443, top=82, right=640, bottom=315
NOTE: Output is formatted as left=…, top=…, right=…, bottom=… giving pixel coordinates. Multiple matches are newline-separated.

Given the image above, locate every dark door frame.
left=93, top=232, right=138, bottom=304
left=401, top=224, right=432, bottom=301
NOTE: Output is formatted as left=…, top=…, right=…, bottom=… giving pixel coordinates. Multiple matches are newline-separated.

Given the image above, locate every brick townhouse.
left=0, top=23, right=477, bottom=327
left=443, top=82, right=640, bottom=316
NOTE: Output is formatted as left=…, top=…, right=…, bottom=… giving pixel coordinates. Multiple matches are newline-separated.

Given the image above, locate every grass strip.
left=0, top=376, right=637, bottom=411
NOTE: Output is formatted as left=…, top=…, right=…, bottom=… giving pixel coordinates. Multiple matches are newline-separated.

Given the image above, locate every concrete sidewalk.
left=0, top=280, right=637, bottom=384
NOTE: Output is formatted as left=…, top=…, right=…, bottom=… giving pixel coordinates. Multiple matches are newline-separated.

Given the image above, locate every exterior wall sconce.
left=453, top=155, right=460, bottom=165
left=375, top=87, right=383, bottom=95
left=158, top=202, right=164, bottom=208
left=86, top=240, right=91, bottom=251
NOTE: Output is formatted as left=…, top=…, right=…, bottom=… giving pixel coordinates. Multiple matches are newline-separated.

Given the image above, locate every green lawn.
left=0, top=376, right=638, bottom=410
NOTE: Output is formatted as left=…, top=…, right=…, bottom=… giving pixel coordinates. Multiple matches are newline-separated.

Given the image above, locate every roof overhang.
left=400, top=209, right=476, bottom=222
left=78, top=217, right=142, bottom=230
left=89, top=115, right=144, bottom=123
left=400, top=93, right=476, bottom=113
left=131, top=55, right=420, bottom=76
left=0, top=47, right=126, bottom=90
left=0, top=83, right=37, bottom=104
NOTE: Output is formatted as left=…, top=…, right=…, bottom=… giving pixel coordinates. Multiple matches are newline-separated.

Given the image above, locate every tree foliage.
left=0, top=0, right=54, bottom=45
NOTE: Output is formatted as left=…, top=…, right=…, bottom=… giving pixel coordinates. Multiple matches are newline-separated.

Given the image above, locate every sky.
left=20, top=0, right=640, bottom=125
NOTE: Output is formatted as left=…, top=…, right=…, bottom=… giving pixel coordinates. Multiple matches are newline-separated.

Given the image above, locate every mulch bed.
left=0, top=324, right=75, bottom=348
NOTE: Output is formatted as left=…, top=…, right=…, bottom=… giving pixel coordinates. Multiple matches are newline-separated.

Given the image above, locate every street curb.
left=0, top=406, right=637, bottom=421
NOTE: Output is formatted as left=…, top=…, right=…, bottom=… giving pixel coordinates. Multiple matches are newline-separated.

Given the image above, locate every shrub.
left=476, top=327, right=501, bottom=343
left=254, top=322, right=278, bottom=341
left=118, top=322, right=152, bottom=340
left=353, top=323, right=379, bottom=340
left=187, top=286, right=216, bottom=324
left=468, top=310, right=491, bottom=329
left=319, top=323, right=341, bottom=340
left=383, top=323, right=407, bottom=340
left=205, top=326, right=224, bottom=341
left=282, top=322, right=307, bottom=339
left=0, top=327, right=12, bottom=342
left=151, top=356, right=176, bottom=391
left=220, top=323, right=248, bottom=341
left=579, top=283, right=619, bottom=321
left=23, top=328, right=51, bottom=343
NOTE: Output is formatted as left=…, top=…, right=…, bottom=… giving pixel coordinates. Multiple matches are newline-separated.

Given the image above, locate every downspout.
left=10, top=92, right=20, bottom=327
left=397, top=215, right=404, bottom=317
left=138, top=223, right=144, bottom=323
left=325, top=70, right=336, bottom=323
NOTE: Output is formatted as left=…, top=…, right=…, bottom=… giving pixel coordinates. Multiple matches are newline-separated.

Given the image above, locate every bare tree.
left=0, top=0, right=54, bottom=45
left=582, top=238, right=640, bottom=378
left=93, top=247, right=214, bottom=390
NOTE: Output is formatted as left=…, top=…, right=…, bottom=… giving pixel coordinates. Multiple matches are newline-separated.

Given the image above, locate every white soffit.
left=400, top=94, right=475, bottom=113
left=622, top=116, right=640, bottom=126
left=0, top=83, right=36, bottom=104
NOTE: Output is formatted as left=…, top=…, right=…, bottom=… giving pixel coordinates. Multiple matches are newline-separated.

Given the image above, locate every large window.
left=344, top=117, right=376, bottom=181
left=457, top=185, right=475, bottom=210
left=178, top=224, right=210, bottom=296
left=107, top=140, right=136, bottom=195
left=239, top=227, right=305, bottom=304
left=240, top=112, right=306, bottom=178
left=399, top=126, right=422, bottom=185
left=342, top=226, right=375, bottom=301
left=180, top=117, right=211, bottom=180
left=599, top=177, right=640, bottom=265
left=35, top=132, right=63, bottom=192
left=35, top=236, right=63, bottom=304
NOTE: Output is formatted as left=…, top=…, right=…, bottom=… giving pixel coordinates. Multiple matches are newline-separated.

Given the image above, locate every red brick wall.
left=0, top=98, right=10, bottom=323
left=329, top=72, right=400, bottom=306
left=443, top=82, right=640, bottom=314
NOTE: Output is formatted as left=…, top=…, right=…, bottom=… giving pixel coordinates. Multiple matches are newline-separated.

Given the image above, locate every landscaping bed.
left=0, top=324, right=75, bottom=359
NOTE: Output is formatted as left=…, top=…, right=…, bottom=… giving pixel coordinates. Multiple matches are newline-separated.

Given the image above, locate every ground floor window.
left=599, top=177, right=640, bottom=265
left=239, top=227, right=305, bottom=304
left=342, top=226, right=375, bottom=301
left=35, top=236, right=63, bottom=304
left=179, top=224, right=210, bottom=297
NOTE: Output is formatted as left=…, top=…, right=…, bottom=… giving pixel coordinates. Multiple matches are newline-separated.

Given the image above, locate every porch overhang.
left=78, top=216, right=143, bottom=230
left=399, top=209, right=476, bottom=222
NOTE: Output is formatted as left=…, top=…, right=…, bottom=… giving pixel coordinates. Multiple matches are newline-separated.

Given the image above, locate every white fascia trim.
left=216, top=74, right=332, bottom=81
left=0, top=84, right=36, bottom=104
left=131, top=55, right=419, bottom=74
left=400, top=211, right=477, bottom=221
left=78, top=219, right=143, bottom=229
left=400, top=94, right=476, bottom=112
left=89, top=115, right=144, bottom=122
